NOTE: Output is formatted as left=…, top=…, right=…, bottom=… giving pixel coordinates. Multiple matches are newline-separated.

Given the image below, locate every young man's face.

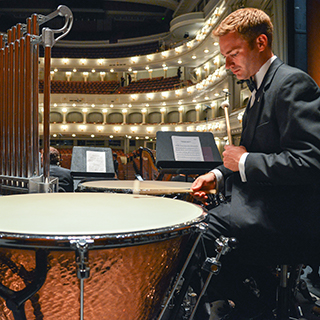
left=219, top=31, right=261, bottom=80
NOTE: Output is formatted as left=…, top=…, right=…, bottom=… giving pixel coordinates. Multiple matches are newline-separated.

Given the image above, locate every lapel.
left=240, top=58, right=284, bottom=149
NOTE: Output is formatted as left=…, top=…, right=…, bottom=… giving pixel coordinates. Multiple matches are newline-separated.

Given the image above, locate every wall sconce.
left=161, top=51, right=168, bottom=58
left=122, top=109, right=128, bottom=114
left=195, top=105, right=201, bottom=111
left=146, top=93, right=153, bottom=100
left=62, top=108, right=68, bottom=113
left=114, top=126, right=121, bottom=133
left=82, top=72, right=89, bottom=82
left=131, top=57, right=138, bottom=63
left=131, top=126, right=137, bottom=133
left=196, top=83, right=203, bottom=90
left=238, top=111, right=244, bottom=123
left=100, top=72, right=106, bottom=81
left=175, top=47, right=181, bottom=54
left=62, top=58, right=69, bottom=65
left=215, top=123, right=221, bottom=130
left=160, top=108, right=166, bottom=113
left=97, top=59, right=104, bottom=66
left=175, top=90, right=181, bottom=97
left=146, top=127, right=153, bottom=134
left=80, top=59, right=87, bottom=65
left=141, top=108, right=147, bottom=114
left=131, top=94, right=137, bottom=101
left=161, top=92, right=168, bottom=99
left=187, top=126, right=194, bottom=132
left=82, top=108, right=88, bottom=113
left=178, top=106, right=184, bottom=112
left=214, top=56, right=220, bottom=66
left=97, top=126, right=103, bottom=132
left=214, top=68, right=221, bottom=78
left=161, top=127, right=169, bottom=132
left=146, top=55, right=152, bottom=61
left=79, top=125, right=86, bottom=131
left=62, top=125, right=68, bottom=131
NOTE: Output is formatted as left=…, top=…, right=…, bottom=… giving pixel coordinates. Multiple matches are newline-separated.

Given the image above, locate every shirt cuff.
left=210, top=169, right=224, bottom=192
left=239, top=152, right=249, bottom=182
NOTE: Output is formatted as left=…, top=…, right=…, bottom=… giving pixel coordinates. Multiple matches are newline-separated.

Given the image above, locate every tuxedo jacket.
left=216, top=58, right=320, bottom=262
left=49, top=165, right=74, bottom=192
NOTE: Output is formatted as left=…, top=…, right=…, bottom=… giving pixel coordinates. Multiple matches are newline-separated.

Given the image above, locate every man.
left=191, top=7, right=320, bottom=317
left=41, top=147, right=74, bottom=192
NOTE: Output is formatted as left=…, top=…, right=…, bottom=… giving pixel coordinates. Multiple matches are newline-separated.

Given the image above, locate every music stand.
left=156, top=131, right=222, bottom=180
left=71, top=147, right=115, bottom=189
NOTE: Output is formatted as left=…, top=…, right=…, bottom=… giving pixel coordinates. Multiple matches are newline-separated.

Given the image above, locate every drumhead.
left=0, top=193, right=205, bottom=239
left=79, top=180, right=193, bottom=191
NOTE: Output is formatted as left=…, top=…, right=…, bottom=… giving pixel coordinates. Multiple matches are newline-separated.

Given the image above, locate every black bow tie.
left=245, top=77, right=257, bottom=92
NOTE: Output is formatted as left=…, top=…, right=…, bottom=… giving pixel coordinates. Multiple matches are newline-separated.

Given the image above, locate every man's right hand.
left=191, top=172, right=216, bottom=205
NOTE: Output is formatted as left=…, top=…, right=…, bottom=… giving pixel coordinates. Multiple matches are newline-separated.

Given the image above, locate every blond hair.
left=213, top=8, right=273, bottom=49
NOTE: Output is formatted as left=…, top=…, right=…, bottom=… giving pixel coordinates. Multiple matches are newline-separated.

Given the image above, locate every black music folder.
left=156, top=131, right=222, bottom=174
left=70, top=146, right=115, bottom=179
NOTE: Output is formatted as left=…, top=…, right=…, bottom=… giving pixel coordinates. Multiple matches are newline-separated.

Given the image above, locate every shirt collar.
left=253, top=55, right=277, bottom=90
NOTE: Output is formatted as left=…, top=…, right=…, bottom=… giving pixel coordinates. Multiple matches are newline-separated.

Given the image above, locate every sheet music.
left=86, top=151, right=106, bottom=172
left=171, top=136, right=204, bottom=161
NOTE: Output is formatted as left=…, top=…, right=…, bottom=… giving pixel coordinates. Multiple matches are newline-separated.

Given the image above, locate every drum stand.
left=157, top=235, right=237, bottom=320
left=0, top=249, right=48, bottom=320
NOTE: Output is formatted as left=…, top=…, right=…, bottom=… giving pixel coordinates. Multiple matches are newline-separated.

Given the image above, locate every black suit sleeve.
left=245, top=70, right=320, bottom=185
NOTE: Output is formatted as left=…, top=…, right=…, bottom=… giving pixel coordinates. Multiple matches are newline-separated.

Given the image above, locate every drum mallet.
left=221, top=100, right=232, bottom=144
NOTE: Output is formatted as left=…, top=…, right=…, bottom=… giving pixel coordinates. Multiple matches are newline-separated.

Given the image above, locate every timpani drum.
left=76, top=180, right=195, bottom=202
left=0, top=193, right=207, bottom=320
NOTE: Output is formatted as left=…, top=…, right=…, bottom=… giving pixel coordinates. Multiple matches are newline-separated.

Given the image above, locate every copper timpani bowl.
left=0, top=193, right=207, bottom=320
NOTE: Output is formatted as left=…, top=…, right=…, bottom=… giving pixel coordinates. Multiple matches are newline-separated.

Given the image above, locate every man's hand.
left=191, top=172, right=216, bottom=205
left=223, top=145, right=247, bottom=172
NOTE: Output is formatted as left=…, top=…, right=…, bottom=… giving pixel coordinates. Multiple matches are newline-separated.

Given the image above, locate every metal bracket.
left=70, top=238, right=94, bottom=320
left=71, top=239, right=94, bottom=280
left=40, top=5, right=73, bottom=48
